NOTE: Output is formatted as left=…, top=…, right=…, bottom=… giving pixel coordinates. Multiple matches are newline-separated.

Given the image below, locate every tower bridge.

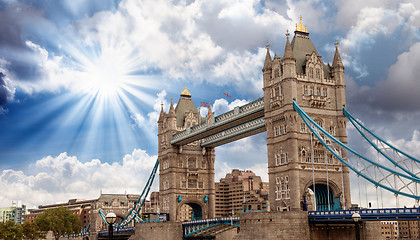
left=157, top=16, right=349, bottom=222
left=91, top=17, right=420, bottom=240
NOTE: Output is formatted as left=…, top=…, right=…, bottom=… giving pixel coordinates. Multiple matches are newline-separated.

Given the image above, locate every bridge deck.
left=309, top=208, right=420, bottom=222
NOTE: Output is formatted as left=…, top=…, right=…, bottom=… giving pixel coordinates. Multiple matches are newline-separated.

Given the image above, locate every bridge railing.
left=182, top=217, right=240, bottom=226
left=172, top=97, right=264, bottom=143
left=308, top=208, right=420, bottom=222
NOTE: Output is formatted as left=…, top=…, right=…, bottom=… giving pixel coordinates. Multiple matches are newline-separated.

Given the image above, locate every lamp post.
left=105, top=212, right=117, bottom=240
left=352, top=212, right=361, bottom=240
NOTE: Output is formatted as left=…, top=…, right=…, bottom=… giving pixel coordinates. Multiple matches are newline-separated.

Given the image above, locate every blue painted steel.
left=309, top=184, right=337, bottom=211
left=344, top=107, right=420, bottom=180
left=344, top=107, right=420, bottom=165
left=293, top=100, right=420, bottom=200
left=308, top=208, right=420, bottom=222
left=98, top=227, right=135, bottom=236
left=182, top=217, right=240, bottom=237
left=98, top=159, right=159, bottom=227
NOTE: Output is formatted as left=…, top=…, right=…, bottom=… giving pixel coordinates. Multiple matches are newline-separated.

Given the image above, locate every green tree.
left=0, top=221, right=23, bottom=240
left=22, top=221, right=45, bottom=240
left=35, top=207, right=81, bottom=240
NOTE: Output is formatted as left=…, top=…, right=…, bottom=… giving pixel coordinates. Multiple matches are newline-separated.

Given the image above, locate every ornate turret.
left=168, top=97, right=176, bottom=118
left=332, top=40, right=344, bottom=69
left=158, top=103, right=165, bottom=123
left=283, top=30, right=294, bottom=59
left=263, top=41, right=272, bottom=72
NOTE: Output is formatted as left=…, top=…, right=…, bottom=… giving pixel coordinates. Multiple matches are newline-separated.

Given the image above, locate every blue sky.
left=1, top=0, right=420, bottom=208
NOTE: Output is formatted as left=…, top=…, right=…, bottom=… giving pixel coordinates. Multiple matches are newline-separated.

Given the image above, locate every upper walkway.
left=171, top=97, right=265, bottom=147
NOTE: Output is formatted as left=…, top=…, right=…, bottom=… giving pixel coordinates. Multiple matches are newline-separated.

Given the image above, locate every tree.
left=22, top=221, right=45, bottom=240
left=0, top=221, right=23, bottom=240
left=35, top=207, right=82, bottom=240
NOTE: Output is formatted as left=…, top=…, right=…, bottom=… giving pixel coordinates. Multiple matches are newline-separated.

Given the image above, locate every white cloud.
left=0, top=150, right=158, bottom=208
left=212, top=98, right=249, bottom=115
left=337, top=3, right=419, bottom=78
left=1, top=0, right=292, bottom=98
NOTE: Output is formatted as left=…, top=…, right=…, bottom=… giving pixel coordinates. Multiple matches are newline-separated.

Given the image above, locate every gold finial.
left=180, top=84, right=191, bottom=98
left=266, top=41, right=270, bottom=50
left=334, top=39, right=339, bottom=48
left=286, top=29, right=290, bottom=38
left=171, top=97, right=173, bottom=104
left=295, top=15, right=308, bottom=33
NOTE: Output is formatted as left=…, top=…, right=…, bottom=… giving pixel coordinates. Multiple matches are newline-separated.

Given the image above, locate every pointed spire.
left=263, top=41, right=272, bottom=71
left=180, top=84, right=191, bottom=98
left=168, top=97, right=175, bottom=117
left=283, top=29, right=294, bottom=58
left=296, top=15, right=308, bottom=33
left=158, top=102, right=165, bottom=122
left=332, top=39, right=344, bottom=68
left=206, top=101, right=213, bottom=119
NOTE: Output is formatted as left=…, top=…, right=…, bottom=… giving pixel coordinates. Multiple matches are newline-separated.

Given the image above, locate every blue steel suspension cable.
left=293, top=100, right=420, bottom=200
left=344, top=107, right=420, bottom=165
left=293, top=100, right=420, bottom=183
left=117, top=159, right=159, bottom=227
left=343, top=107, right=420, bottom=179
left=98, top=159, right=159, bottom=227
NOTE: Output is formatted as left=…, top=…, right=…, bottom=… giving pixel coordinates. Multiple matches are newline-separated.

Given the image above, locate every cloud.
left=337, top=3, right=419, bottom=78
left=0, top=150, right=158, bottom=208
left=212, top=98, right=249, bottom=115
left=0, top=0, right=292, bottom=99
left=346, top=42, right=420, bottom=112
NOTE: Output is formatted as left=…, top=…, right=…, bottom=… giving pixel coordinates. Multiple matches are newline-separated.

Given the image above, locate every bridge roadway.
left=171, top=97, right=264, bottom=147
left=182, top=217, right=240, bottom=239
left=308, top=207, right=420, bottom=222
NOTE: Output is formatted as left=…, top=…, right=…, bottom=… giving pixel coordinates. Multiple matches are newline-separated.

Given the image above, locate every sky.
left=0, top=0, right=420, bottom=209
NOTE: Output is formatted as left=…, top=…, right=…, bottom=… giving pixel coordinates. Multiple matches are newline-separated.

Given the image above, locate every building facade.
left=26, top=198, right=94, bottom=230
left=215, top=169, right=269, bottom=217
left=0, top=201, right=26, bottom=224
left=158, top=87, right=216, bottom=221
left=262, top=17, right=351, bottom=212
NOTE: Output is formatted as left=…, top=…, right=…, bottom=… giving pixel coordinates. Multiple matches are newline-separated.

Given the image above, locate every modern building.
left=215, top=169, right=269, bottom=217
left=26, top=198, right=94, bottom=230
left=0, top=201, right=26, bottom=224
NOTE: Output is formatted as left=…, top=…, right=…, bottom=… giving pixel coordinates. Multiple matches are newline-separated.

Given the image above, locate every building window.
left=322, top=88, right=327, bottom=97
left=309, top=86, right=314, bottom=95
left=163, top=181, right=170, bottom=190
left=303, top=85, right=308, bottom=95
left=163, top=160, right=169, bottom=170
left=274, top=69, right=280, bottom=78
left=181, top=181, right=186, bottom=188
left=281, top=153, right=288, bottom=165
left=316, top=87, right=321, bottom=96
left=188, top=158, right=196, bottom=168
left=300, top=123, right=306, bottom=133
left=275, top=86, right=280, bottom=97
left=329, top=126, right=335, bottom=136
left=188, top=179, right=197, bottom=188
left=309, top=68, right=314, bottom=78
left=178, top=160, right=183, bottom=168
left=198, top=182, right=204, bottom=188
left=316, top=69, right=320, bottom=79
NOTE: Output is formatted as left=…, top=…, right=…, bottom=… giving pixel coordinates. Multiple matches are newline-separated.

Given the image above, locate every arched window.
left=188, top=158, right=196, bottom=168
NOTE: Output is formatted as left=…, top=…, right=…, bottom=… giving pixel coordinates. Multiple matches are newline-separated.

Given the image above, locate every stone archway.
left=177, top=200, right=205, bottom=221
left=307, top=184, right=340, bottom=211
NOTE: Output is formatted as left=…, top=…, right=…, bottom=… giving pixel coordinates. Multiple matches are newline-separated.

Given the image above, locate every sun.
left=78, top=49, right=129, bottom=97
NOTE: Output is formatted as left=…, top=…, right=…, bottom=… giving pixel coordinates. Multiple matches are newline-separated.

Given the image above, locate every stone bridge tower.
left=158, top=86, right=215, bottom=221
left=263, top=18, right=351, bottom=212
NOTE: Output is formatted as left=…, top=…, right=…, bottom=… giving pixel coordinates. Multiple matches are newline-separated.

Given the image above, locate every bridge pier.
left=232, top=212, right=383, bottom=240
